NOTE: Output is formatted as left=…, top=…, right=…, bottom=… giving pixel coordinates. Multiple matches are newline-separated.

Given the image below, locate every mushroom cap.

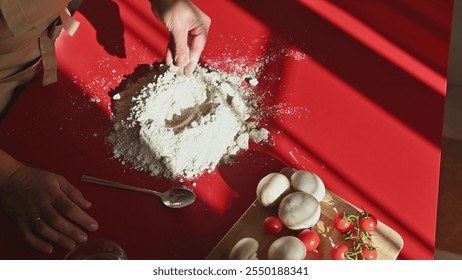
left=290, top=170, right=326, bottom=202
left=268, top=236, right=306, bottom=260
left=229, top=237, right=259, bottom=260
left=256, top=173, right=291, bottom=207
left=278, top=191, right=321, bottom=230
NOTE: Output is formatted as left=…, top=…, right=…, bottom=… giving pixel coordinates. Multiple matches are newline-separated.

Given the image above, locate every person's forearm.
left=0, top=149, right=23, bottom=188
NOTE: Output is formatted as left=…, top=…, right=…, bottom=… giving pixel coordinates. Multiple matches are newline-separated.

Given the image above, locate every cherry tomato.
left=331, top=244, right=349, bottom=260
left=263, top=216, right=283, bottom=234
left=359, top=213, right=377, bottom=233
left=333, top=212, right=353, bottom=233
left=298, top=229, right=320, bottom=252
left=359, top=246, right=378, bottom=260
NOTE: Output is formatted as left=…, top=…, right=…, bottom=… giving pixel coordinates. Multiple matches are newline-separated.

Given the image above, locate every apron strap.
left=39, top=8, right=80, bottom=86
left=60, top=8, right=80, bottom=36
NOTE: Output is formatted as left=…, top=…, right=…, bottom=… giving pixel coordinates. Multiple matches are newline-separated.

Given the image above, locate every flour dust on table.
left=109, top=64, right=269, bottom=180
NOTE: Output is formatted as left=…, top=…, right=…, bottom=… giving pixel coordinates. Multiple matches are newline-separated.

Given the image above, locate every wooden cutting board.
left=206, top=190, right=404, bottom=260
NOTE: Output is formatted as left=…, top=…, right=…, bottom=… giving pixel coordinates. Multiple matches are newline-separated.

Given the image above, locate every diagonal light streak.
left=299, top=0, right=447, bottom=95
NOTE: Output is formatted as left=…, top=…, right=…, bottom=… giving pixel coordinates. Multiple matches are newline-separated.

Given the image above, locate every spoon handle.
left=81, top=175, right=161, bottom=196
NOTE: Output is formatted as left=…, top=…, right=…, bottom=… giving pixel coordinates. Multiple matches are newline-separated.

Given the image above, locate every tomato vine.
left=332, top=211, right=378, bottom=260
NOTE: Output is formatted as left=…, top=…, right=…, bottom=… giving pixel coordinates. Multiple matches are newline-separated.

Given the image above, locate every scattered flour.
left=109, top=64, right=269, bottom=180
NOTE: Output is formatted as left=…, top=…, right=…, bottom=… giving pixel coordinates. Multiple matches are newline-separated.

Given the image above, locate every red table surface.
left=0, top=0, right=453, bottom=260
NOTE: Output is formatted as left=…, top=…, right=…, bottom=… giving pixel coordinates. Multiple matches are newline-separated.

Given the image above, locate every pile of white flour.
left=109, top=64, right=269, bottom=179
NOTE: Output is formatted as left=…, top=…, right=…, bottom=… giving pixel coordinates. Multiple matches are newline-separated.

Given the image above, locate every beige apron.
left=0, top=0, right=79, bottom=104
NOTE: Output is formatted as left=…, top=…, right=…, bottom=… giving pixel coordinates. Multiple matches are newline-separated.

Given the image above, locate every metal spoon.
left=80, top=175, right=196, bottom=208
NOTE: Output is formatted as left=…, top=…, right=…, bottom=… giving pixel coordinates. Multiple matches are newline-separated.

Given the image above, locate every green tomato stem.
left=340, top=211, right=376, bottom=260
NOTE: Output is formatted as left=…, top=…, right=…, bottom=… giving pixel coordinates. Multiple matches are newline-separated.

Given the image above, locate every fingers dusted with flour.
left=184, top=22, right=208, bottom=76
left=151, top=0, right=211, bottom=75
left=0, top=161, right=98, bottom=253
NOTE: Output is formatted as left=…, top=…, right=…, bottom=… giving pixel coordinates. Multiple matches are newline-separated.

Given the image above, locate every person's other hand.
left=151, top=0, right=211, bottom=75
left=0, top=166, right=98, bottom=253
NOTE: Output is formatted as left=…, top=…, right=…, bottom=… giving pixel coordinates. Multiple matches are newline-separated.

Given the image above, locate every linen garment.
left=0, top=0, right=77, bottom=96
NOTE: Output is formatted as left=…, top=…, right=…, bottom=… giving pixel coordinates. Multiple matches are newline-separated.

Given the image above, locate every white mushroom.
left=229, top=237, right=259, bottom=260
left=256, top=173, right=291, bottom=207
left=278, top=192, right=321, bottom=230
left=290, top=170, right=326, bottom=202
left=267, top=236, right=306, bottom=260
left=279, top=167, right=298, bottom=179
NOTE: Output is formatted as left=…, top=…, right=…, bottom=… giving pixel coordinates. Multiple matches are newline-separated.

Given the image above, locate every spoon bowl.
left=162, top=187, right=196, bottom=208
left=81, top=175, right=196, bottom=208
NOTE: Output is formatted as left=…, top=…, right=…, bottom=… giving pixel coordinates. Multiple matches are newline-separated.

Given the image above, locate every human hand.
left=0, top=166, right=98, bottom=254
left=151, top=0, right=211, bottom=75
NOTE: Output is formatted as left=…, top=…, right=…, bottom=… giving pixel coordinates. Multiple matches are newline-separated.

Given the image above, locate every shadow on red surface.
left=267, top=120, right=434, bottom=259
left=233, top=0, right=450, bottom=148
left=331, top=0, right=452, bottom=76
left=231, top=0, right=453, bottom=259
left=0, top=0, right=453, bottom=260
left=78, top=0, right=126, bottom=58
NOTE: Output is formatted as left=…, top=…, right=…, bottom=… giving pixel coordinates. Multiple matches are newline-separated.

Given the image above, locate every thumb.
left=170, top=27, right=190, bottom=68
